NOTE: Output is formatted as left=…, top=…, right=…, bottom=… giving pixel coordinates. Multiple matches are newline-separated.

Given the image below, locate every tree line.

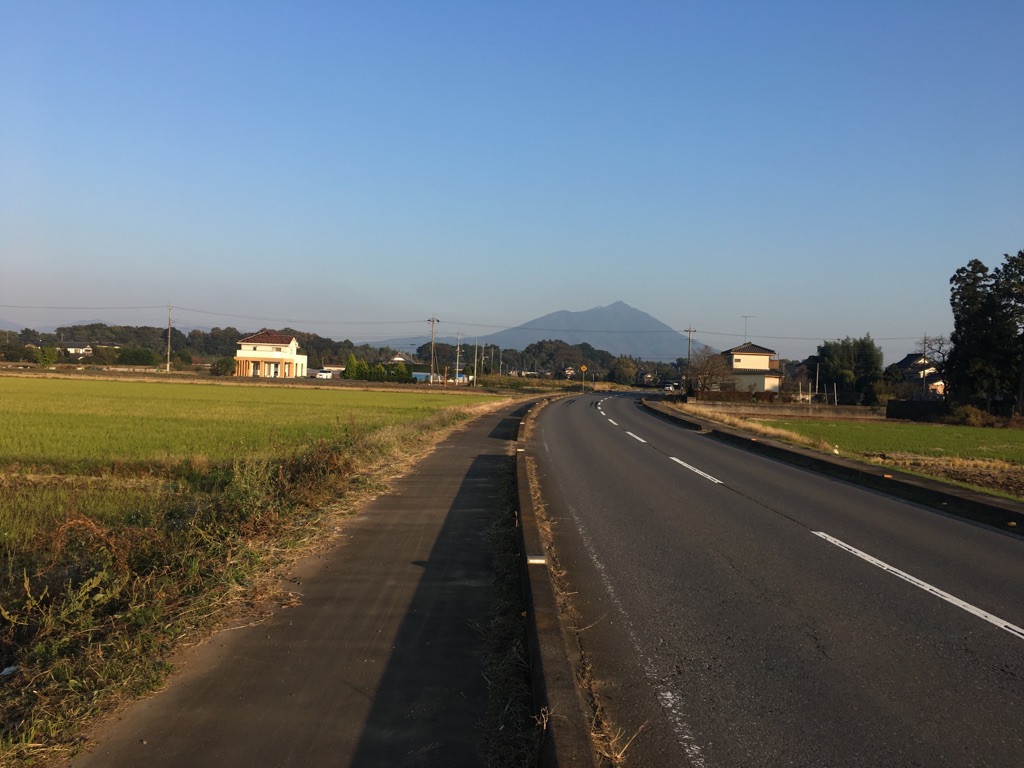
left=0, top=325, right=409, bottom=372
left=790, top=247, right=1024, bottom=414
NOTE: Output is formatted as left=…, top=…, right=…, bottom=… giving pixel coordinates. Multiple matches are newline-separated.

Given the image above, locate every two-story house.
left=234, top=332, right=308, bottom=378
left=722, top=342, right=783, bottom=393
left=894, top=353, right=945, bottom=398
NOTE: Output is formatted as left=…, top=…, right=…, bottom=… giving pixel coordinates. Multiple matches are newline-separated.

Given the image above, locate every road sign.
left=580, top=365, right=587, bottom=372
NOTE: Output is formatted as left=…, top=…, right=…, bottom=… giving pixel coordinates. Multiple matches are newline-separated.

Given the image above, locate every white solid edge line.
left=670, top=456, right=723, bottom=484
left=813, top=531, right=1024, bottom=642
left=626, top=431, right=647, bottom=443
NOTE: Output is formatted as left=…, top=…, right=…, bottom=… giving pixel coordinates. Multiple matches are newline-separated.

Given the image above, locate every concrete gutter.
left=513, top=399, right=600, bottom=767
left=642, top=398, right=1024, bottom=533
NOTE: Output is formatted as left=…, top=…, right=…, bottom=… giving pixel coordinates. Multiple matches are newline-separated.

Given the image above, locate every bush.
left=118, top=347, right=158, bottom=366
left=209, top=357, right=235, bottom=376
left=945, top=405, right=999, bottom=427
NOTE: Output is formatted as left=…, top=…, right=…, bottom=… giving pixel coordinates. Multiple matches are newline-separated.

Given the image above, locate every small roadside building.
left=722, top=342, right=783, bottom=393
left=234, top=332, right=308, bottom=379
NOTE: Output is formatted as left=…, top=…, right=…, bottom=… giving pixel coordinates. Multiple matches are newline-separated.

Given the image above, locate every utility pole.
left=427, top=316, right=440, bottom=385
left=473, top=339, right=478, bottom=388
left=454, top=331, right=462, bottom=385
left=921, top=333, right=928, bottom=399
left=684, top=326, right=696, bottom=390
left=166, top=305, right=172, bottom=373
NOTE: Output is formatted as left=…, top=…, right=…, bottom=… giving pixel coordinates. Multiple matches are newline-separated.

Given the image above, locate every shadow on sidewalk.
left=349, top=452, right=511, bottom=768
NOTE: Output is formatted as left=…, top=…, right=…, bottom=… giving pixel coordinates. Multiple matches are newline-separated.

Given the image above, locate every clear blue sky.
left=2, top=1, right=1021, bottom=362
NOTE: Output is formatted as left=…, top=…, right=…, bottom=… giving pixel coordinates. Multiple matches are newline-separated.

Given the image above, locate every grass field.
left=0, top=376, right=507, bottom=763
left=674, top=402, right=1024, bottom=501
left=0, top=377, right=498, bottom=470
left=758, top=419, right=1024, bottom=464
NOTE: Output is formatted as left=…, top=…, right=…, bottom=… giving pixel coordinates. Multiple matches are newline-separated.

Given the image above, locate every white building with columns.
left=234, top=331, right=308, bottom=379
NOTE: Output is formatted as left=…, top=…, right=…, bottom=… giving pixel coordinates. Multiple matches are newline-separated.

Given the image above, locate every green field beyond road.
left=759, top=418, right=1024, bottom=464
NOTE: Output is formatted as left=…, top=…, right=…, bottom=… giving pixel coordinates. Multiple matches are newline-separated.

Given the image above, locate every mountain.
left=370, top=302, right=693, bottom=360
left=477, top=301, right=691, bottom=360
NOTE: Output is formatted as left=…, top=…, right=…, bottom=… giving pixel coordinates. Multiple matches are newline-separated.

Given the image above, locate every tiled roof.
left=895, top=353, right=929, bottom=369
left=730, top=368, right=783, bottom=376
left=723, top=342, right=776, bottom=356
left=238, top=331, right=296, bottom=345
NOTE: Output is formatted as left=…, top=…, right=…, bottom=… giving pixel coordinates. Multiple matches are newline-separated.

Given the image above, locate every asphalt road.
left=533, top=393, right=1024, bottom=768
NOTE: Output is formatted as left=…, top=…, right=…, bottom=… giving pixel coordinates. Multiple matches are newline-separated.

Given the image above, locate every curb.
left=513, top=399, right=599, bottom=768
left=642, top=398, right=1024, bottom=533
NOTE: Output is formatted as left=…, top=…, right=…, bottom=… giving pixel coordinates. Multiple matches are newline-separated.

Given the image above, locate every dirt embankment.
left=865, top=453, right=1024, bottom=500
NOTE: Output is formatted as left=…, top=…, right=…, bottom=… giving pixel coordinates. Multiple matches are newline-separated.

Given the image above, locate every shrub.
left=118, top=347, right=158, bottom=366
left=209, top=357, right=235, bottom=376
left=945, top=405, right=999, bottom=427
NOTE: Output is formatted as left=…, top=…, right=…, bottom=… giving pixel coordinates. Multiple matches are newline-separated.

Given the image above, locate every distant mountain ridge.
left=373, top=302, right=694, bottom=360
left=477, top=302, right=687, bottom=358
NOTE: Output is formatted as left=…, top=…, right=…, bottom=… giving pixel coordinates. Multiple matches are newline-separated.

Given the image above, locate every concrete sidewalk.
left=69, top=403, right=530, bottom=768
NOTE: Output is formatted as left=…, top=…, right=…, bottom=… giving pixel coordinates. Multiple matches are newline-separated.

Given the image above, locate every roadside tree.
left=607, top=356, right=638, bottom=385
left=804, top=335, right=883, bottom=401
left=690, top=346, right=731, bottom=392
left=948, top=257, right=1018, bottom=411
left=34, top=346, right=58, bottom=367
left=993, top=250, right=1024, bottom=412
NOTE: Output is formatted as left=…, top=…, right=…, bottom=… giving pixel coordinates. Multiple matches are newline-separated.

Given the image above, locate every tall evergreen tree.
left=993, top=250, right=1024, bottom=412
left=947, top=258, right=1018, bottom=411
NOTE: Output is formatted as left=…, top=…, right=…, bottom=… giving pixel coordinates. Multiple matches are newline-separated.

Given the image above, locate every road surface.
left=533, top=393, right=1024, bottom=767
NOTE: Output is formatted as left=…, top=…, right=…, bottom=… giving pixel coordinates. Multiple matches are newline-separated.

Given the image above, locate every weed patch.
left=482, top=457, right=544, bottom=767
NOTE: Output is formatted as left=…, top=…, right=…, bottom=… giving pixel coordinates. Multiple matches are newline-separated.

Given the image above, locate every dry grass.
left=673, top=403, right=834, bottom=451
left=482, top=454, right=545, bottom=768
left=525, top=447, right=631, bottom=767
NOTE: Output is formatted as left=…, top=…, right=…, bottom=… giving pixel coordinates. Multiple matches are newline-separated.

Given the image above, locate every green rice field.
left=758, top=419, right=1024, bottom=464
left=0, top=377, right=500, bottom=471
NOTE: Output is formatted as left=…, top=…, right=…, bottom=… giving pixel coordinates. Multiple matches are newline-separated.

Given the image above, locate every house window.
left=274, top=347, right=282, bottom=352
left=252, top=346, right=257, bottom=351
left=734, top=357, right=742, bottom=365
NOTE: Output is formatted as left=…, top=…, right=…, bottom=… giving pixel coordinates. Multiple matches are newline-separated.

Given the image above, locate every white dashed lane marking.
left=814, top=531, right=1024, bottom=642
left=670, top=456, right=723, bottom=484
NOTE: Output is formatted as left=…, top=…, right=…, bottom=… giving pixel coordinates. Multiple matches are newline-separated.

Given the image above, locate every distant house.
left=894, top=353, right=945, bottom=398
left=234, top=332, right=308, bottom=379
left=722, top=342, right=783, bottom=393
left=61, top=342, right=93, bottom=357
